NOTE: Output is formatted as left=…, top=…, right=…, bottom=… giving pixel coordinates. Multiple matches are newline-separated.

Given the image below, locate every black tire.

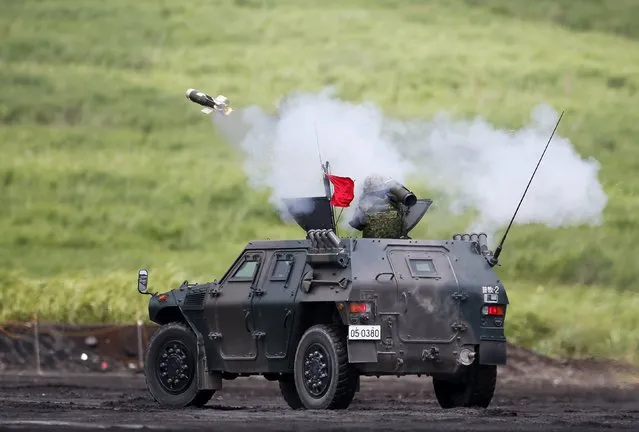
left=292, top=324, right=358, bottom=410
left=432, top=363, right=497, bottom=409
left=144, top=322, right=215, bottom=408
left=278, top=374, right=304, bottom=409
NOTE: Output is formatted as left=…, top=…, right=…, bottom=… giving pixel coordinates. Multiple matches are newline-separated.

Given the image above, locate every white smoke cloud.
left=211, top=87, right=608, bottom=240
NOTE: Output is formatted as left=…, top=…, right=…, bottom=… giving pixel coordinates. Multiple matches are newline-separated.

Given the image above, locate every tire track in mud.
left=1, top=324, right=639, bottom=431
left=0, top=373, right=638, bottom=432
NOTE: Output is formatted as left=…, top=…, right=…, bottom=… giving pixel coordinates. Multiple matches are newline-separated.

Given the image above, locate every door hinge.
left=451, top=292, right=468, bottom=302
left=208, top=332, right=223, bottom=340
left=451, top=322, right=467, bottom=332
left=251, top=331, right=266, bottom=339
left=251, top=288, right=265, bottom=297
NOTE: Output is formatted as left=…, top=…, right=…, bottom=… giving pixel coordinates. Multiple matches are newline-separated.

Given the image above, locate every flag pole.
left=314, top=123, right=337, bottom=234
left=324, top=161, right=337, bottom=235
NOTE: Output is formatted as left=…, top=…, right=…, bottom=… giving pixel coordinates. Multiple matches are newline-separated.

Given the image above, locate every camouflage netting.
left=362, top=210, right=403, bottom=238
left=355, top=174, right=405, bottom=238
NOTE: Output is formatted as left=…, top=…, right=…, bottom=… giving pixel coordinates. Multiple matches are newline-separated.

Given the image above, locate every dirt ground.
left=1, top=323, right=639, bottom=431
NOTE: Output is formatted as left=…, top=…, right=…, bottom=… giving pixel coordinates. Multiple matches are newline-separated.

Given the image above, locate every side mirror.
left=138, top=269, right=149, bottom=295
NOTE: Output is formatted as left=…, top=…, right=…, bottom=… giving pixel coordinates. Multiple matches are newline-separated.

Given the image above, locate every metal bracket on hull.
left=421, top=346, right=441, bottom=362
left=301, top=272, right=350, bottom=293
left=251, top=331, right=266, bottom=340
left=451, top=322, right=468, bottom=332
left=451, top=292, right=468, bottom=302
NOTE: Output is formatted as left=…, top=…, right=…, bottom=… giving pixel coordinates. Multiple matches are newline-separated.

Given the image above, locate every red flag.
left=326, top=174, right=355, bottom=207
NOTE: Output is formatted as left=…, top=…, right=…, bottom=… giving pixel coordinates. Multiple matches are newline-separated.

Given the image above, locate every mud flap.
left=478, top=340, right=507, bottom=365
left=347, top=340, right=378, bottom=363
left=197, top=339, right=222, bottom=390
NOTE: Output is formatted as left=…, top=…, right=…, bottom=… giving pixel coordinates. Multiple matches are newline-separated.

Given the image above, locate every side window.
left=231, top=260, right=259, bottom=280
left=270, top=259, right=293, bottom=281
left=408, top=258, right=437, bottom=277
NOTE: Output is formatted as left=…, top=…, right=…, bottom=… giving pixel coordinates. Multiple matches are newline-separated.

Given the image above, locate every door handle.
left=244, top=310, right=251, bottom=332
left=376, top=272, right=395, bottom=282
left=283, top=310, right=292, bottom=329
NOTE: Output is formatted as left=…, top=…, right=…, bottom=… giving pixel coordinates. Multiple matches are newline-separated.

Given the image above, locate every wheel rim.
left=302, top=342, right=331, bottom=398
left=155, top=339, right=195, bottom=394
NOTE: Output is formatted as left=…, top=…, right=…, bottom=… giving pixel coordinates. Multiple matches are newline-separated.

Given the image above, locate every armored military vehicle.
left=137, top=89, right=562, bottom=411
left=137, top=185, right=508, bottom=410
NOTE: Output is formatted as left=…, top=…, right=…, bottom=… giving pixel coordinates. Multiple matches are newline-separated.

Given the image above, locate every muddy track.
left=0, top=372, right=638, bottom=431
left=1, top=323, right=639, bottom=431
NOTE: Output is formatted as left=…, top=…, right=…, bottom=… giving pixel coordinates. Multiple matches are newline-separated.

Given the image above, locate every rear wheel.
left=144, top=322, right=214, bottom=408
left=432, top=363, right=497, bottom=409
left=292, top=324, right=358, bottom=410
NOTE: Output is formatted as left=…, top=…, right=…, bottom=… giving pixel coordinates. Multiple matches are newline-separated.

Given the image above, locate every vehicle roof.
left=244, top=239, right=312, bottom=250
left=242, top=237, right=463, bottom=251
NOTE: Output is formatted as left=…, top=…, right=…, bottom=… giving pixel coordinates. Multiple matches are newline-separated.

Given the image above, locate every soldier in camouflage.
left=349, top=174, right=405, bottom=239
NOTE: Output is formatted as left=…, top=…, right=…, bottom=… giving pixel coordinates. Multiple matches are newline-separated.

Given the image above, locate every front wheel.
left=432, top=363, right=497, bottom=409
left=279, top=374, right=304, bottom=409
left=144, top=322, right=214, bottom=408
left=292, top=324, right=358, bottom=410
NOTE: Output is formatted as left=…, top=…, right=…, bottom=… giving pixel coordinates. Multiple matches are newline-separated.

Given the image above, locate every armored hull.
left=344, top=238, right=508, bottom=376
left=142, top=232, right=507, bottom=410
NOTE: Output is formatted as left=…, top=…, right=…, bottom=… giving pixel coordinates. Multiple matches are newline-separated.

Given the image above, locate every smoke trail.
left=212, top=87, right=608, bottom=240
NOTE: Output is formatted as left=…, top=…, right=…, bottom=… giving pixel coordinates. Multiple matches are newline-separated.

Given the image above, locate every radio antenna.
left=489, top=110, right=565, bottom=267
left=314, top=122, right=324, bottom=170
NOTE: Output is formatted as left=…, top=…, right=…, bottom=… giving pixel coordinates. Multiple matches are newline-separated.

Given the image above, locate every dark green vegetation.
left=1, top=0, right=638, bottom=363
left=464, top=0, right=639, bottom=40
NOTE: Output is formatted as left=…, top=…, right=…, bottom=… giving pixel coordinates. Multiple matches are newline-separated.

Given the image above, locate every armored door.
left=252, top=250, right=306, bottom=360
left=209, top=251, right=264, bottom=362
left=387, top=248, right=461, bottom=344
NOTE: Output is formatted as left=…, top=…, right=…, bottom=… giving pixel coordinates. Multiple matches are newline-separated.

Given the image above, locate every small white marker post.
left=137, top=319, right=144, bottom=369
left=33, top=314, right=42, bottom=375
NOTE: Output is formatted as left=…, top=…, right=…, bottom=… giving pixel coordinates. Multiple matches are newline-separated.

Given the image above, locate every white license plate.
left=348, top=325, right=381, bottom=340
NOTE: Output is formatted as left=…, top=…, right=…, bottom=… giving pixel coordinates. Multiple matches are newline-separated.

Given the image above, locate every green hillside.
left=1, top=0, right=639, bottom=363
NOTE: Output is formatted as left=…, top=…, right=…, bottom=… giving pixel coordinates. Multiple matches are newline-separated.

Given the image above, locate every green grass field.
left=2, top=0, right=639, bottom=364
